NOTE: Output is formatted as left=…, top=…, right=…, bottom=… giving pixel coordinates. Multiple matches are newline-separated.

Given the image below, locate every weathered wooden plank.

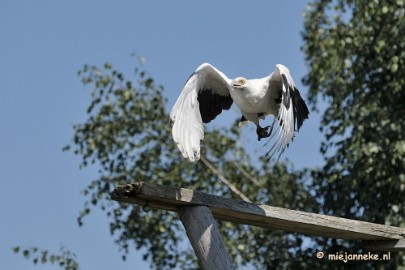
left=178, top=206, right=234, bottom=270
left=111, top=182, right=405, bottom=250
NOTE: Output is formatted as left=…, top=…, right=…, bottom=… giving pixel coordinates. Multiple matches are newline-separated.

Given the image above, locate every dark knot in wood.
left=111, top=182, right=143, bottom=200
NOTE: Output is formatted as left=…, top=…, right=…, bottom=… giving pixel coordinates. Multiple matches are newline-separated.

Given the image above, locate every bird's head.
left=232, top=77, right=248, bottom=89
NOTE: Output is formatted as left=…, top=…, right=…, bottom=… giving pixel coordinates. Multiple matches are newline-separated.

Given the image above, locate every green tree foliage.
left=13, top=245, right=79, bottom=270
left=66, top=62, right=316, bottom=269
left=302, top=0, right=404, bottom=268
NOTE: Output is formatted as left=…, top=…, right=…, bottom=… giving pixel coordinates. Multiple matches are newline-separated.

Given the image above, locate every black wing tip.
left=291, top=87, right=310, bottom=131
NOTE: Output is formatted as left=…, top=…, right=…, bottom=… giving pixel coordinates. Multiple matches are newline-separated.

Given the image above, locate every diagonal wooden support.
left=178, top=206, right=234, bottom=270
left=111, top=182, right=405, bottom=254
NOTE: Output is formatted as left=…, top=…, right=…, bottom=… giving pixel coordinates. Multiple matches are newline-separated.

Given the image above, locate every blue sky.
left=1, top=1, right=324, bottom=269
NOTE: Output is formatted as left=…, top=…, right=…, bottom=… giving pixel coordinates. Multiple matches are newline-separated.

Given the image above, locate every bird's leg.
left=239, top=115, right=247, bottom=124
left=256, top=125, right=272, bottom=141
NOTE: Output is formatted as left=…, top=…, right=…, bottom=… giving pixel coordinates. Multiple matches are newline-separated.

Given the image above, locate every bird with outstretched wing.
left=170, top=63, right=309, bottom=162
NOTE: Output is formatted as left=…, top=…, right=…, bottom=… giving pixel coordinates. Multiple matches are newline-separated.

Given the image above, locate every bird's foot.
left=257, top=125, right=271, bottom=141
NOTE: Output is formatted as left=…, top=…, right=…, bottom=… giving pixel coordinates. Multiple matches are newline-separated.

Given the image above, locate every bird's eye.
left=239, top=79, right=245, bottom=85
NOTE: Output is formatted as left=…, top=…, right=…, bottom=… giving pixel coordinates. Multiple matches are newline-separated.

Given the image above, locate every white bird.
left=170, top=63, right=309, bottom=162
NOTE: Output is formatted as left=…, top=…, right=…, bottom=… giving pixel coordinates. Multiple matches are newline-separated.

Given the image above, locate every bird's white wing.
left=170, top=63, right=232, bottom=161
left=265, top=64, right=309, bottom=160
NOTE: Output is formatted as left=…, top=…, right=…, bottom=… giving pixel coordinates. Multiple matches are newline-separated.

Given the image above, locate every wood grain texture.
left=111, top=182, right=405, bottom=251
left=178, top=206, right=234, bottom=270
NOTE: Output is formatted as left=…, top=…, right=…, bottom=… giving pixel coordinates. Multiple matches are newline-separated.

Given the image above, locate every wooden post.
left=178, top=206, right=234, bottom=270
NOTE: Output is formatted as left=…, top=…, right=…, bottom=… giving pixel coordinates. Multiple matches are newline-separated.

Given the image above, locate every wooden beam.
left=364, top=239, right=405, bottom=251
left=178, top=206, right=234, bottom=270
left=111, top=182, right=405, bottom=251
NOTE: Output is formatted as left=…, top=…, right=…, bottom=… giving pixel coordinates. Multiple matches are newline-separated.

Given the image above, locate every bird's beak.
left=232, top=78, right=246, bottom=87
left=232, top=81, right=242, bottom=87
